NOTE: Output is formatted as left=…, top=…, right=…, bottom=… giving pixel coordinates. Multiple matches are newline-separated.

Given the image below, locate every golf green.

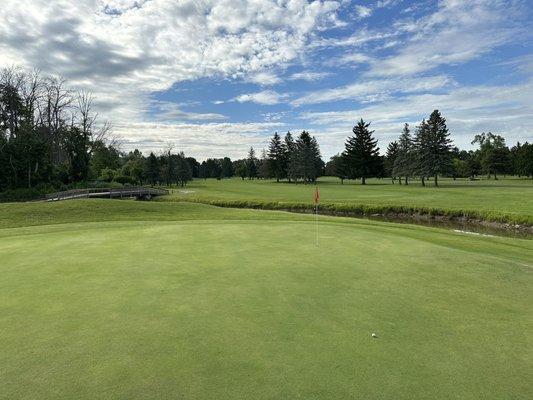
left=1, top=202, right=532, bottom=399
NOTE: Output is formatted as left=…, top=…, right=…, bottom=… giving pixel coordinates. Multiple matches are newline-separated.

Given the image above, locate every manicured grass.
left=1, top=200, right=532, bottom=399
left=162, top=176, right=533, bottom=224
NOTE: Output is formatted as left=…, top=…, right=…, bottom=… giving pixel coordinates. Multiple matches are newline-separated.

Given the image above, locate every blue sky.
left=1, top=0, right=532, bottom=159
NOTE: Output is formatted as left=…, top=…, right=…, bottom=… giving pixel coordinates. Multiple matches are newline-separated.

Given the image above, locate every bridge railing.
left=45, top=187, right=169, bottom=201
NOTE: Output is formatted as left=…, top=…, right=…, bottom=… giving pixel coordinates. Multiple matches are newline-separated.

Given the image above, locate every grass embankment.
left=1, top=200, right=532, bottom=399
left=160, top=177, right=533, bottom=226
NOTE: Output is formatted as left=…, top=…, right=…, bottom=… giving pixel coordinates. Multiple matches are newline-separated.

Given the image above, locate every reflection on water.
left=363, top=214, right=531, bottom=239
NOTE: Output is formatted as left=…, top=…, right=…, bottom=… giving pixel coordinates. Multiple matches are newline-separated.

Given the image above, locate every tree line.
left=326, top=111, right=533, bottom=186
left=1, top=66, right=532, bottom=199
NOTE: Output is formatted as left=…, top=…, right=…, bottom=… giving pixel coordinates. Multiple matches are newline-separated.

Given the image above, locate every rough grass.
left=1, top=200, right=532, bottom=399
left=161, top=176, right=533, bottom=225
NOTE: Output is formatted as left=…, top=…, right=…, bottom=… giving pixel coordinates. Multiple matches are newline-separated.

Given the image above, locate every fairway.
left=1, top=201, right=532, bottom=399
left=166, top=177, right=533, bottom=224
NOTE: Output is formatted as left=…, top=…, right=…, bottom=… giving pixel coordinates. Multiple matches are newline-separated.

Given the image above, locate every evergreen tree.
left=268, top=132, right=286, bottom=182
left=384, top=140, right=399, bottom=183
left=145, top=152, right=159, bottom=186
left=246, top=147, right=257, bottom=179
left=343, top=119, right=380, bottom=185
left=392, top=123, right=414, bottom=185
left=258, top=149, right=270, bottom=179
left=291, top=131, right=322, bottom=183
left=284, top=131, right=296, bottom=182
left=413, top=119, right=430, bottom=186
left=424, top=110, right=453, bottom=186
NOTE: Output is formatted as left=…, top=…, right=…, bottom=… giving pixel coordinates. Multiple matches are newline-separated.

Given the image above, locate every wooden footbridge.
left=45, top=187, right=169, bottom=201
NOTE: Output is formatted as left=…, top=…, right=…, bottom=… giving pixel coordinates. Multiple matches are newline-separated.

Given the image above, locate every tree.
left=63, top=126, right=91, bottom=182
left=343, top=119, right=380, bottom=185
left=204, top=158, right=221, bottom=178
left=176, top=152, right=192, bottom=186
left=258, top=149, right=270, bottom=179
left=471, top=132, right=510, bottom=179
left=392, top=123, right=414, bottom=185
left=511, top=142, right=533, bottom=178
left=99, top=167, right=116, bottom=182
left=234, top=160, right=247, bottom=180
left=384, top=140, right=399, bottom=183
left=326, top=153, right=348, bottom=184
left=220, top=157, right=234, bottom=178
left=121, top=149, right=144, bottom=184
left=145, top=152, right=159, bottom=186
left=186, top=157, right=200, bottom=178
left=268, top=132, right=286, bottom=182
left=90, top=140, right=121, bottom=178
left=160, top=148, right=177, bottom=186
left=284, top=131, right=296, bottom=182
left=246, top=147, right=257, bottom=179
left=422, top=110, right=453, bottom=186
left=413, top=119, right=430, bottom=186
left=290, top=131, right=322, bottom=183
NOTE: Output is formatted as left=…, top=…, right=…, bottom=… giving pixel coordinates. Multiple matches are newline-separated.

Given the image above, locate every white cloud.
left=292, top=75, right=453, bottom=106
left=355, top=5, right=373, bottom=19
left=0, top=0, right=340, bottom=119
left=246, top=71, right=282, bottom=86
left=112, top=121, right=282, bottom=160
left=234, top=90, right=288, bottom=105
left=152, top=101, right=227, bottom=122
left=299, top=79, right=533, bottom=156
left=324, top=53, right=372, bottom=67
left=289, top=71, right=332, bottom=81
left=367, top=0, right=528, bottom=77
left=0, top=0, right=343, bottom=154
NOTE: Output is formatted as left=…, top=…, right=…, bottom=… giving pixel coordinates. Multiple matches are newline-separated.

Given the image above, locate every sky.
left=1, top=0, right=532, bottom=160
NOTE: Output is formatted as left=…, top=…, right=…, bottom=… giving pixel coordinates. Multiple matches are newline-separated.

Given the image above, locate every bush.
left=0, top=186, right=54, bottom=202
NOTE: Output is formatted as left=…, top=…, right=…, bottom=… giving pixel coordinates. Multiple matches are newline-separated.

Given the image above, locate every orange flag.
left=313, top=186, right=320, bottom=204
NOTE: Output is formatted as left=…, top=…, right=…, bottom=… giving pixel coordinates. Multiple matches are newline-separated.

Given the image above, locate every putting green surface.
left=1, top=201, right=532, bottom=399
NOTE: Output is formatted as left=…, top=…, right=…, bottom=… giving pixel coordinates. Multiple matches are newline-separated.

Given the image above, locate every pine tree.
left=284, top=132, right=296, bottom=182
left=258, top=149, right=270, bottom=179
left=292, top=131, right=322, bottom=183
left=392, top=123, right=414, bottom=185
left=425, top=110, right=453, bottom=186
left=385, top=140, right=399, bottom=183
left=343, top=119, right=380, bottom=185
left=268, top=132, right=286, bottom=182
left=413, top=119, right=430, bottom=186
left=246, top=147, right=257, bottom=179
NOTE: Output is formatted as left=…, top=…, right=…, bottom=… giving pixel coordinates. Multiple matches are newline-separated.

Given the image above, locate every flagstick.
left=315, top=202, right=319, bottom=247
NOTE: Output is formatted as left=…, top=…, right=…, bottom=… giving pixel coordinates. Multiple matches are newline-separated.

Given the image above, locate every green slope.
left=1, top=201, right=532, bottom=399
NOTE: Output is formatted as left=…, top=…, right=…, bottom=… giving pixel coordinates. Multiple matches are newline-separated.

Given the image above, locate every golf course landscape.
left=2, top=0, right=533, bottom=398
left=1, top=180, right=532, bottom=399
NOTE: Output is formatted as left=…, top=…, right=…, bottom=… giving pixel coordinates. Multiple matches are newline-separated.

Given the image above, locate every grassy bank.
left=160, top=177, right=533, bottom=225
